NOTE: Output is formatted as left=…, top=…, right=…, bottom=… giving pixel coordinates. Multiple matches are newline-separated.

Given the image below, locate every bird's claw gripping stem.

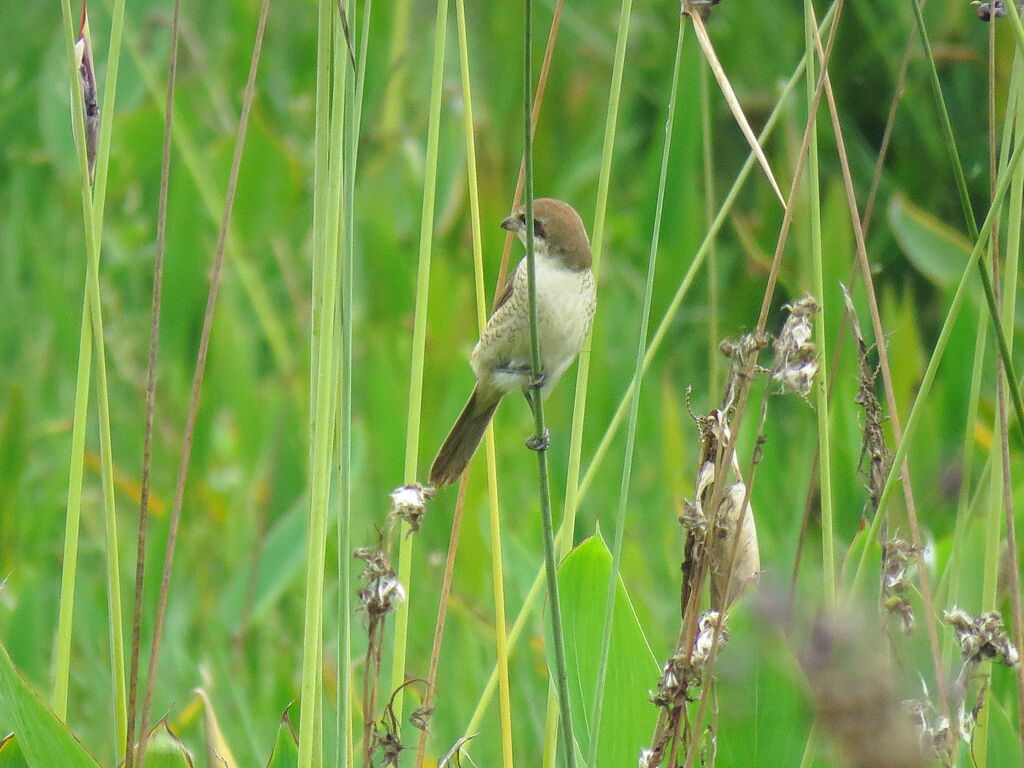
left=526, top=429, right=550, bottom=452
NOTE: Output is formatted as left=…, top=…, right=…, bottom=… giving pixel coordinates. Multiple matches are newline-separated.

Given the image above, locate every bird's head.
left=501, top=198, right=592, bottom=271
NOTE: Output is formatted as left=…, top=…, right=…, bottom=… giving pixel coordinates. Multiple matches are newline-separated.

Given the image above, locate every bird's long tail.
left=429, top=386, right=501, bottom=487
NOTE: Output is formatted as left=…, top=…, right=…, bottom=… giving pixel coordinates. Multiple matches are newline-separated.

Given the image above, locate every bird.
left=429, top=198, right=597, bottom=488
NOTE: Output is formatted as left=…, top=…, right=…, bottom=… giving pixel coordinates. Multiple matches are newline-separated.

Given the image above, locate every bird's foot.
left=528, top=370, right=546, bottom=391
left=526, top=429, right=550, bottom=452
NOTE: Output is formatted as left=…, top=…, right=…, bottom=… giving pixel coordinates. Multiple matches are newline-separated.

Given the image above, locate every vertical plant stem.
left=523, top=3, right=575, bottom=766
left=494, top=0, right=565, bottom=299
left=335, top=0, right=371, bottom=764
left=848, top=135, right=1024, bottom=595
left=126, top=0, right=180, bottom=763
left=910, top=0, right=1024, bottom=441
left=461, top=5, right=839, bottom=732
left=412, top=475, right=467, bottom=768
left=587, top=17, right=686, bottom=767
left=300, top=0, right=346, bottom=764
left=806, top=7, right=950, bottom=721
left=452, top=1, right=516, bottom=766
left=803, top=0, right=835, bottom=608
left=999, top=60, right=1024, bottom=759
left=700, top=58, right=720, bottom=395
left=139, top=2, right=272, bottom=764
left=389, top=0, right=448, bottom=727
left=57, top=0, right=127, bottom=752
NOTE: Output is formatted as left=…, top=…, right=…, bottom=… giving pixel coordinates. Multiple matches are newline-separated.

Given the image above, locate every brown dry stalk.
left=135, top=2, right=271, bottom=763
left=789, top=6, right=918, bottom=601
left=125, top=0, right=181, bottom=764
left=493, top=0, right=565, bottom=307
left=413, top=473, right=469, bottom=768
left=648, top=4, right=846, bottom=761
left=804, top=7, right=951, bottom=727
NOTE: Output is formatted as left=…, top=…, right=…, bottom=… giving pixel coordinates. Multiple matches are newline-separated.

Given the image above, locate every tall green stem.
left=587, top=17, right=686, bottom=767
left=523, top=3, right=575, bottom=766
left=56, top=1, right=127, bottom=752
left=389, top=0, right=448, bottom=726
left=804, top=0, right=835, bottom=609
left=299, top=3, right=347, bottom=765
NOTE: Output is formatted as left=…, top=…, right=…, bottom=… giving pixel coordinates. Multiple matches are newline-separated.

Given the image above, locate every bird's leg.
left=524, top=370, right=550, bottom=451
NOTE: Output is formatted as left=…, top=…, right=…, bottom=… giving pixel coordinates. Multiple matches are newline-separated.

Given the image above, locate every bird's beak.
left=501, top=214, right=520, bottom=232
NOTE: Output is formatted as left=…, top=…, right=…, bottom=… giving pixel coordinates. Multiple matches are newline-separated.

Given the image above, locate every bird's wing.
left=490, top=268, right=517, bottom=315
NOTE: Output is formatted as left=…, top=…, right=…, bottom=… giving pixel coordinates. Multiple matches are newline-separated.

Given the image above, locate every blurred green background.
left=2, top=0, right=1023, bottom=764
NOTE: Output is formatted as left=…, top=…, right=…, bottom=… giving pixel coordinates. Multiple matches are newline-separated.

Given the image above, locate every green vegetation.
left=1, top=0, right=1023, bottom=765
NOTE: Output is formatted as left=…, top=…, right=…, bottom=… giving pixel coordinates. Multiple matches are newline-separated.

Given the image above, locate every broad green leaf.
left=888, top=196, right=982, bottom=306
left=553, top=533, right=660, bottom=768
left=0, top=645, right=101, bottom=768
left=218, top=495, right=311, bottom=630
left=265, top=710, right=298, bottom=768
left=0, top=734, right=28, bottom=768
left=142, top=721, right=194, bottom=768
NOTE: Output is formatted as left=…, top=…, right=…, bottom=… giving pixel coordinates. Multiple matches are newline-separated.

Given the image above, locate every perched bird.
left=429, top=198, right=597, bottom=488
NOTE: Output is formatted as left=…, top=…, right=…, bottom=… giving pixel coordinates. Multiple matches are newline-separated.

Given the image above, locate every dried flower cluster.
left=903, top=693, right=956, bottom=765
left=881, top=536, right=919, bottom=634
left=944, top=608, right=1020, bottom=668
left=389, top=483, right=435, bottom=535
left=354, top=547, right=405, bottom=618
left=649, top=611, right=728, bottom=714
left=905, top=609, right=1022, bottom=763
left=842, top=285, right=891, bottom=514
left=771, top=296, right=820, bottom=396
left=73, top=27, right=100, bottom=184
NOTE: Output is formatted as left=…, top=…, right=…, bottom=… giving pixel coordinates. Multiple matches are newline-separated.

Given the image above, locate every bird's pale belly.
left=471, top=256, right=595, bottom=397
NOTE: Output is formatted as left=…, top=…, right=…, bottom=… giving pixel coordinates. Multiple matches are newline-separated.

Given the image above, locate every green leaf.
left=0, top=645, right=101, bottom=768
left=264, top=709, right=298, bottom=768
left=142, top=721, right=194, bottom=768
left=554, top=533, right=660, bottom=767
left=888, top=195, right=982, bottom=306
left=0, top=734, right=29, bottom=768
left=218, top=495, right=311, bottom=630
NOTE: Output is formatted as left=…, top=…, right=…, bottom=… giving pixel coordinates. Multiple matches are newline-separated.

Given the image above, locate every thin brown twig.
left=493, top=0, right=565, bottom=308
left=412, top=472, right=469, bottom=768
left=789, top=4, right=919, bottom=606
left=682, top=399, right=770, bottom=768
left=645, top=5, right=845, bottom=763
left=125, top=0, right=181, bottom=763
left=860, top=2, right=923, bottom=234
left=805, top=8, right=951, bottom=726
left=135, top=2, right=272, bottom=761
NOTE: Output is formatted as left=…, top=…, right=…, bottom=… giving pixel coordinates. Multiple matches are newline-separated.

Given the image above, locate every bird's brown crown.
left=510, top=198, right=592, bottom=271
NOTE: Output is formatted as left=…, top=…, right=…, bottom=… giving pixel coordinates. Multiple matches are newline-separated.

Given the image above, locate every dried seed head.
left=389, top=484, right=435, bottom=535
left=409, top=705, right=433, bottom=732
left=692, top=610, right=729, bottom=668
left=944, top=608, right=1020, bottom=667
left=709, top=482, right=760, bottom=609
left=904, top=693, right=955, bottom=762
left=73, top=29, right=100, bottom=185
left=881, top=536, right=918, bottom=635
left=354, top=547, right=405, bottom=617
left=771, top=296, right=820, bottom=396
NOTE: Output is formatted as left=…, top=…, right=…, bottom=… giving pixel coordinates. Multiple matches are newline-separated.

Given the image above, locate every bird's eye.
left=534, top=218, right=545, bottom=238
left=518, top=212, right=527, bottom=223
